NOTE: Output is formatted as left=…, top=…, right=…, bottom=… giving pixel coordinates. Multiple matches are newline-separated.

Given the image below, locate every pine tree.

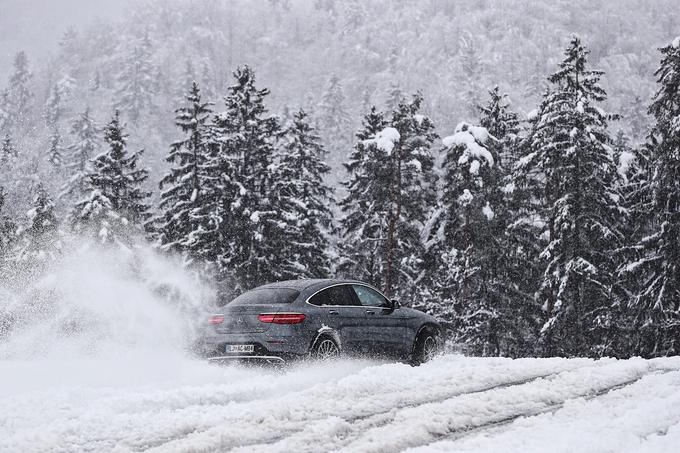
left=383, top=94, right=437, bottom=297
left=480, top=87, right=541, bottom=355
left=72, top=110, right=151, bottom=244
left=339, top=95, right=437, bottom=298
left=460, top=34, right=483, bottom=117
left=5, top=51, right=33, bottom=132
left=157, top=82, right=213, bottom=256
left=385, top=82, right=404, bottom=112
left=212, top=66, right=281, bottom=289
left=115, top=33, right=157, bottom=124
left=271, top=109, right=333, bottom=279
left=317, top=74, right=352, bottom=165
left=438, top=121, right=508, bottom=355
left=622, top=37, right=680, bottom=357
left=61, top=108, right=98, bottom=202
left=175, top=59, right=196, bottom=104
left=47, top=128, right=63, bottom=167
left=520, top=37, right=623, bottom=357
left=12, top=185, right=62, bottom=266
left=1, top=134, right=17, bottom=167
left=478, top=86, right=520, bottom=168
left=0, top=187, right=16, bottom=267
left=0, top=89, right=10, bottom=133
left=338, top=107, right=390, bottom=288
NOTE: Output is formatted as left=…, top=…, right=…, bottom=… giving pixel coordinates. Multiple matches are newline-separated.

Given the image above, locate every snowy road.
left=2, top=355, right=680, bottom=453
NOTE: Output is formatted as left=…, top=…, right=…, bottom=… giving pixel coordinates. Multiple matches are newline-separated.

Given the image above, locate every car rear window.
left=230, top=288, right=300, bottom=305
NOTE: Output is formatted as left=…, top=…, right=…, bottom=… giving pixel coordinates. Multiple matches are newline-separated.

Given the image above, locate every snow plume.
left=0, top=237, right=211, bottom=360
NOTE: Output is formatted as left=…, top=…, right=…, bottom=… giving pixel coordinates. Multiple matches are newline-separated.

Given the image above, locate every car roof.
left=255, top=279, right=362, bottom=291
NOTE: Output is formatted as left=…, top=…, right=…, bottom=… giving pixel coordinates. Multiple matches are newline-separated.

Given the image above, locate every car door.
left=307, top=285, right=364, bottom=352
left=350, top=284, right=410, bottom=357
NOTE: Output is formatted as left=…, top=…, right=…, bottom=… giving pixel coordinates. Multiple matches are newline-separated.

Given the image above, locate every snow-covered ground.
left=2, top=247, right=678, bottom=452
left=3, top=354, right=680, bottom=453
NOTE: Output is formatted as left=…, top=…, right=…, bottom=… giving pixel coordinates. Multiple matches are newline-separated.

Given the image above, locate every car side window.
left=308, top=290, right=329, bottom=306
left=352, top=285, right=388, bottom=308
left=308, top=285, right=355, bottom=306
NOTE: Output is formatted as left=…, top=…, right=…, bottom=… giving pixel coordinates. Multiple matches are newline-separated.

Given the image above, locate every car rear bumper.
left=195, top=331, right=311, bottom=361
left=206, top=355, right=286, bottom=365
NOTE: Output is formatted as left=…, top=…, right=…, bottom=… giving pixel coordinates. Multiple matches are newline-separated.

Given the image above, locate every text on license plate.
left=227, top=344, right=254, bottom=353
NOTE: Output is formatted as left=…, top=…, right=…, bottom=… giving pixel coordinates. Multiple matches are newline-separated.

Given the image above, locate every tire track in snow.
left=223, top=361, right=610, bottom=453
left=143, top=359, right=592, bottom=453
left=429, top=370, right=670, bottom=446
left=330, top=360, right=662, bottom=453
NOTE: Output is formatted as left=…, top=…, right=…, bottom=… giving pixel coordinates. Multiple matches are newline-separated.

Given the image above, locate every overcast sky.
left=0, top=0, right=132, bottom=78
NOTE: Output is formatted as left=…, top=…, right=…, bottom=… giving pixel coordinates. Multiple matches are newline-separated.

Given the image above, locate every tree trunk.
left=384, top=145, right=403, bottom=297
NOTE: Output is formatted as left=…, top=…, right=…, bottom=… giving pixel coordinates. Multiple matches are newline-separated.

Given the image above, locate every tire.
left=311, top=335, right=340, bottom=360
left=411, top=329, right=439, bottom=366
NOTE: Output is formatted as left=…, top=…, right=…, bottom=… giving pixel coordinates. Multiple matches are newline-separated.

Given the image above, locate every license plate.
left=227, top=344, right=254, bottom=354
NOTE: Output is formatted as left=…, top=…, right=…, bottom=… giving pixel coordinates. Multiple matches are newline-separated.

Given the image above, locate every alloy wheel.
left=315, top=338, right=339, bottom=359
left=422, top=335, right=437, bottom=362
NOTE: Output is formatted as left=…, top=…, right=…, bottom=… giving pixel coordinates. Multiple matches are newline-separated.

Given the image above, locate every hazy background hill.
left=0, top=0, right=678, bottom=213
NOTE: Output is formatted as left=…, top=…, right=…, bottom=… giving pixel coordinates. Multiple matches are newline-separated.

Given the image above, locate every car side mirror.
left=389, top=299, right=401, bottom=310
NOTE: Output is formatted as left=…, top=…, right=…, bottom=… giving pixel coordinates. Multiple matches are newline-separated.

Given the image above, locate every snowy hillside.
left=2, top=355, right=680, bottom=452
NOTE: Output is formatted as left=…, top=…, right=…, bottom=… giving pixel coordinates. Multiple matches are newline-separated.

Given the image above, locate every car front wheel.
left=411, top=330, right=439, bottom=366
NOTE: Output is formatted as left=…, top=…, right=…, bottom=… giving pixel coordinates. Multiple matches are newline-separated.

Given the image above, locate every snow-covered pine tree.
left=60, top=108, right=98, bottom=203
left=438, top=120, right=509, bottom=355
left=12, top=185, right=62, bottom=268
left=338, top=107, right=390, bottom=289
left=460, top=34, right=483, bottom=117
left=478, top=86, right=520, bottom=168
left=47, top=128, right=63, bottom=167
left=1, top=134, right=17, bottom=166
left=72, top=110, right=151, bottom=244
left=382, top=93, right=437, bottom=298
left=0, top=187, right=16, bottom=268
left=270, top=109, right=333, bottom=279
left=212, top=66, right=281, bottom=289
left=317, top=74, right=352, bottom=166
left=114, top=33, right=157, bottom=124
left=157, top=82, right=213, bottom=257
left=520, top=37, right=623, bottom=357
left=0, top=89, right=10, bottom=133
left=175, top=59, right=196, bottom=104
left=385, top=82, right=404, bottom=112
left=5, top=51, right=33, bottom=132
left=621, top=37, right=680, bottom=357
left=479, top=87, right=542, bottom=356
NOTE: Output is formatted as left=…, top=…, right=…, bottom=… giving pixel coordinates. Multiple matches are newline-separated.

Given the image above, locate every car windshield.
left=229, top=288, right=300, bottom=305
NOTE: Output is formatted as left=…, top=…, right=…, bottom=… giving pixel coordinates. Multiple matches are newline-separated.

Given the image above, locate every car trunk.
left=212, top=304, right=281, bottom=334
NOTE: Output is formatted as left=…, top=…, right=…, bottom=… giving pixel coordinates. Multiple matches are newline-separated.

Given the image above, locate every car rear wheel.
left=312, top=336, right=340, bottom=360
left=411, top=330, right=439, bottom=366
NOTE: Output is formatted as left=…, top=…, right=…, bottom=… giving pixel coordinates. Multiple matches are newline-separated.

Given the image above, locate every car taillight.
left=208, top=314, right=225, bottom=325
left=258, top=313, right=306, bottom=324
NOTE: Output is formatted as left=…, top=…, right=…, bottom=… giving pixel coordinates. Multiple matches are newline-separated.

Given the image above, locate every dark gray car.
left=197, top=279, right=442, bottom=365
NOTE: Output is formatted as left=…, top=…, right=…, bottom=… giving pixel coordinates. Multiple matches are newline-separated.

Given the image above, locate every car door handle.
left=365, top=310, right=375, bottom=315
left=328, top=310, right=339, bottom=315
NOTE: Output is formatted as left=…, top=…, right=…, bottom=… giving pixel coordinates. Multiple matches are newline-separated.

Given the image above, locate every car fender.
left=310, top=324, right=342, bottom=351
